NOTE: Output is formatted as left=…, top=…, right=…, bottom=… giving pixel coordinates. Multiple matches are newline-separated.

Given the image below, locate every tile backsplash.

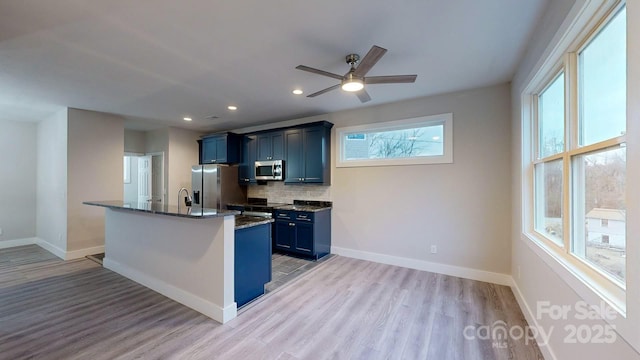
left=247, top=182, right=331, bottom=204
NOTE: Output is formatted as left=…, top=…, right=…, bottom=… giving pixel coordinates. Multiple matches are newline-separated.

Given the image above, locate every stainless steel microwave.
left=255, top=160, right=283, bottom=180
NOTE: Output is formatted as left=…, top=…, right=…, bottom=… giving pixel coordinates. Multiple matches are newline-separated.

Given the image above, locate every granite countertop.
left=234, top=215, right=274, bottom=230
left=83, top=200, right=240, bottom=219
left=277, top=200, right=333, bottom=212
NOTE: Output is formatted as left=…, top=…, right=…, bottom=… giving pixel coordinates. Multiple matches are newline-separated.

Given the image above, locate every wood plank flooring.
left=0, top=245, right=544, bottom=359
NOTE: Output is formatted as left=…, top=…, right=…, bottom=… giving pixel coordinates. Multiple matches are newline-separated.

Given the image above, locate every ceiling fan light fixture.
left=341, top=78, right=364, bottom=92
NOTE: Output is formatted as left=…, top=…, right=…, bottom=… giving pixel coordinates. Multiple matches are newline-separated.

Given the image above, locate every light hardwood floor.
left=0, top=245, right=544, bottom=359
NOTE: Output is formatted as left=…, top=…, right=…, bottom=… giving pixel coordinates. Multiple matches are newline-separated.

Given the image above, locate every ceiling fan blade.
left=296, top=65, right=344, bottom=80
left=365, top=75, right=417, bottom=84
left=353, top=45, right=387, bottom=77
left=307, top=84, right=340, bottom=98
left=356, top=89, right=371, bottom=103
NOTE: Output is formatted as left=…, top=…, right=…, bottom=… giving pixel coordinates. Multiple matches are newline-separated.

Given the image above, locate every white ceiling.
left=0, top=0, right=547, bottom=131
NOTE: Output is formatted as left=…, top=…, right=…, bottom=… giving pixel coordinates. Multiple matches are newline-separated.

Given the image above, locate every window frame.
left=335, top=113, right=453, bottom=168
left=522, top=0, right=627, bottom=315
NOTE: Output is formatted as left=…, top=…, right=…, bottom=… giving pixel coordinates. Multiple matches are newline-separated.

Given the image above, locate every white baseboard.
left=511, top=280, right=557, bottom=360
left=0, top=237, right=39, bottom=249
left=35, top=239, right=103, bottom=260
left=331, top=246, right=512, bottom=286
left=104, top=257, right=236, bottom=324
left=35, top=238, right=67, bottom=259
left=65, top=245, right=104, bottom=260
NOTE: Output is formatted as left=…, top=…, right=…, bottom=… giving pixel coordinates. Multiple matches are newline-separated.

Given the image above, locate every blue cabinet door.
left=274, top=220, right=294, bottom=250
left=215, top=137, right=227, bottom=163
left=201, top=137, right=219, bottom=164
left=284, top=129, right=303, bottom=183
left=257, top=131, right=285, bottom=161
left=271, top=132, right=284, bottom=159
left=239, top=135, right=257, bottom=184
left=235, top=223, right=271, bottom=307
left=302, top=127, right=324, bottom=183
left=295, top=222, right=314, bottom=255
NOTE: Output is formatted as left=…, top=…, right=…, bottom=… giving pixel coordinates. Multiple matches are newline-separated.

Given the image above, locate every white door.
left=151, top=154, right=164, bottom=203
left=138, top=155, right=153, bottom=203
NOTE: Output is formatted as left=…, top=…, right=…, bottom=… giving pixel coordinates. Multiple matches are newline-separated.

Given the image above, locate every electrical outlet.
left=430, top=245, right=437, bottom=254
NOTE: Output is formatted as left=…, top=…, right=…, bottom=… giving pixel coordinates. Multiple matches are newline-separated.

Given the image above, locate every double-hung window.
left=528, top=3, right=626, bottom=301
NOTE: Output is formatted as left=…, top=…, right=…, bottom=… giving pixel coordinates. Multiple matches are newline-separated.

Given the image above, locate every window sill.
left=521, top=231, right=626, bottom=319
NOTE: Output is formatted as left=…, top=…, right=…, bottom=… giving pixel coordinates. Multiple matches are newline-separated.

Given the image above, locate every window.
left=525, top=2, right=627, bottom=301
left=336, top=113, right=453, bottom=167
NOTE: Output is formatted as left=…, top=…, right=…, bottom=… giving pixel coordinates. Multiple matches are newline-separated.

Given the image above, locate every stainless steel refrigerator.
left=191, top=164, right=246, bottom=211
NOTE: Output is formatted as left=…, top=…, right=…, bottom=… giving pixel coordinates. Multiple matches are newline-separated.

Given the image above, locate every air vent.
left=205, top=115, right=220, bottom=120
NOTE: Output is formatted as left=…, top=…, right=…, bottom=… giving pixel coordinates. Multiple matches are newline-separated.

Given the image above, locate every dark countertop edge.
left=235, top=217, right=275, bottom=230
left=275, top=205, right=332, bottom=213
left=83, top=201, right=240, bottom=219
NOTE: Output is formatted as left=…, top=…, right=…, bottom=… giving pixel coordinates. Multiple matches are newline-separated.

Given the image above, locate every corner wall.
left=67, top=108, right=124, bottom=253
left=167, top=127, right=203, bottom=206
left=36, top=109, right=68, bottom=252
left=0, top=120, right=37, bottom=244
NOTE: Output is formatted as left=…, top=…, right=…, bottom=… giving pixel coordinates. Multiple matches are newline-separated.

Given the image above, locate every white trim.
left=65, top=245, right=105, bottom=260
left=104, top=257, right=236, bottom=324
left=335, top=113, right=453, bottom=167
left=36, top=238, right=67, bottom=259
left=35, top=239, right=103, bottom=260
left=511, top=279, right=559, bottom=360
left=0, top=237, right=39, bottom=249
left=331, top=246, right=512, bottom=286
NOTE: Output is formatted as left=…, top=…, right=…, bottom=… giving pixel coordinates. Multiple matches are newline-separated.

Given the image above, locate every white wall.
left=510, top=0, right=640, bottom=358
left=67, top=108, right=124, bottom=252
left=124, top=129, right=146, bottom=154
left=330, top=84, right=512, bottom=275
left=145, top=128, right=169, bottom=204
left=36, top=109, right=68, bottom=251
left=0, top=120, right=37, bottom=243
left=167, top=127, right=203, bottom=206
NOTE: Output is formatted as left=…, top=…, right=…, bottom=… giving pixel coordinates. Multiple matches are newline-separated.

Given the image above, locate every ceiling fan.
left=295, top=45, right=417, bottom=103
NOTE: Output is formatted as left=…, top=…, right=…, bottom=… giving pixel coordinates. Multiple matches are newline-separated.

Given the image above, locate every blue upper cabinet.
left=238, top=135, right=257, bottom=184
left=284, top=129, right=303, bottom=183
left=284, top=122, right=333, bottom=185
left=200, top=132, right=242, bottom=164
left=256, top=131, right=284, bottom=161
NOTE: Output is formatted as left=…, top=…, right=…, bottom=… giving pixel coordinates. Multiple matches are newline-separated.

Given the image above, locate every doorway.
left=123, top=152, right=165, bottom=204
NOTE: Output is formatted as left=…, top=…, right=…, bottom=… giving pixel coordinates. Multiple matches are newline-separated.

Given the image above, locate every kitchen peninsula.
left=84, top=200, right=241, bottom=323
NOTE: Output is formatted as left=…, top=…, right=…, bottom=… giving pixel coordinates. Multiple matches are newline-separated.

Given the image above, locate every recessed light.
left=183, top=117, right=192, bottom=121
left=292, top=89, right=303, bottom=95
left=227, top=105, right=238, bottom=111
left=407, top=136, right=417, bottom=140
left=432, top=136, right=441, bottom=140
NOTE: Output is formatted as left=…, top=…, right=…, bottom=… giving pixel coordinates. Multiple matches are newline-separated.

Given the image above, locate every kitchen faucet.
left=178, top=188, right=193, bottom=211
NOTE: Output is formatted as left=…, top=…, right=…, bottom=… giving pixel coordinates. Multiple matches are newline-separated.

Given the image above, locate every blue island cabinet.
left=284, top=123, right=332, bottom=185
left=235, top=222, right=272, bottom=307
left=274, top=209, right=331, bottom=259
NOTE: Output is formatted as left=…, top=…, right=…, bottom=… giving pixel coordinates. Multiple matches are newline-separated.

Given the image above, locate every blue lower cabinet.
left=235, top=223, right=272, bottom=308
left=274, top=209, right=331, bottom=260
